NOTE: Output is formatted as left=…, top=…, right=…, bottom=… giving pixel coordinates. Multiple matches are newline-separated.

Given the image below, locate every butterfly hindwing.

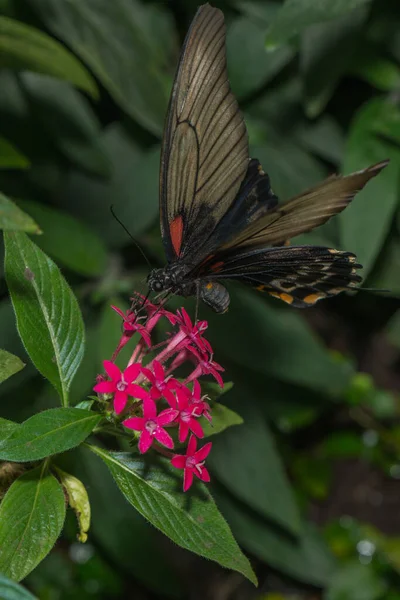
left=198, top=245, right=362, bottom=308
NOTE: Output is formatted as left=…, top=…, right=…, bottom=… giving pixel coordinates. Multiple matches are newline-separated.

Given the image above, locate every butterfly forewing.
left=160, top=4, right=249, bottom=263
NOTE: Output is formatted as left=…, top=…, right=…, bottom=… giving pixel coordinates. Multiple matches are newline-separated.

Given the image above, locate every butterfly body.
left=150, top=3, right=388, bottom=312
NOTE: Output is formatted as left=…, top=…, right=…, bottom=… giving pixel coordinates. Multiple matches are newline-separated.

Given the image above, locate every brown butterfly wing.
left=160, top=3, right=249, bottom=262
left=222, top=161, right=389, bottom=250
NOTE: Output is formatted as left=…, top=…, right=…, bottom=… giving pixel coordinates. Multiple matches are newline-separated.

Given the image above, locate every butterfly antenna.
left=110, top=205, right=153, bottom=270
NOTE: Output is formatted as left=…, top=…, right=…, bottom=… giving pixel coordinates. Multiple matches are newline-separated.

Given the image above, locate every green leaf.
left=227, top=16, right=294, bottom=100
left=0, top=348, right=24, bottom=384
left=385, top=309, right=400, bottom=348
left=300, top=9, right=367, bottom=118
left=340, top=99, right=400, bottom=277
left=0, top=574, right=38, bottom=599
left=21, top=73, right=110, bottom=178
left=0, top=462, right=66, bottom=581
left=88, top=445, right=257, bottom=585
left=205, top=287, right=353, bottom=394
left=293, top=115, right=345, bottom=165
left=202, top=404, right=243, bottom=438
left=325, top=561, right=387, bottom=600
left=61, top=125, right=160, bottom=248
left=214, top=486, right=337, bottom=587
left=0, top=15, right=98, bottom=98
left=73, top=447, right=182, bottom=597
left=4, top=231, right=85, bottom=405
left=368, top=237, right=400, bottom=297
left=29, top=0, right=175, bottom=135
left=209, top=398, right=301, bottom=536
left=0, top=416, right=19, bottom=439
left=0, top=408, right=101, bottom=462
left=349, top=50, right=400, bottom=91
left=54, top=467, right=90, bottom=543
left=0, top=137, right=29, bottom=169
left=16, top=200, right=108, bottom=277
left=265, top=0, right=373, bottom=49
left=0, top=193, right=41, bottom=234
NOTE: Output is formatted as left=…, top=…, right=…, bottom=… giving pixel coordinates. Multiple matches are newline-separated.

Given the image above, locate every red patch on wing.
left=169, top=215, right=184, bottom=257
left=210, top=261, right=224, bottom=273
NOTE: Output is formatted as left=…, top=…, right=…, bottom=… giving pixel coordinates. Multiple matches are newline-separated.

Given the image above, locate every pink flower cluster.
left=94, top=295, right=224, bottom=492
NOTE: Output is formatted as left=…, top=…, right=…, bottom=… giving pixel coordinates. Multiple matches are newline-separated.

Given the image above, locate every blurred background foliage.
left=1, top=0, right=400, bottom=598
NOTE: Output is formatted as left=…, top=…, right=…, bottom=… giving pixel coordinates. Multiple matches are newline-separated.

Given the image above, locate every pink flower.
left=112, top=305, right=151, bottom=347
left=176, top=308, right=212, bottom=353
left=186, top=346, right=224, bottom=388
left=171, top=435, right=212, bottom=492
left=133, top=293, right=178, bottom=325
left=172, top=385, right=205, bottom=443
left=141, top=360, right=178, bottom=406
left=189, top=380, right=212, bottom=422
left=123, top=396, right=178, bottom=453
left=93, top=360, right=148, bottom=414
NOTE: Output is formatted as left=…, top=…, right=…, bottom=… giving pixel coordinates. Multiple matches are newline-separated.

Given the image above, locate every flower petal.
left=189, top=418, right=204, bottom=439
left=122, top=417, right=145, bottom=431
left=153, top=360, right=164, bottom=380
left=103, top=360, right=121, bottom=382
left=138, top=430, right=153, bottom=453
left=123, top=363, right=141, bottom=383
left=137, top=325, right=151, bottom=347
left=162, top=388, right=177, bottom=407
left=171, top=454, right=186, bottom=469
left=175, top=387, right=189, bottom=410
left=114, top=390, right=128, bottom=415
left=111, top=305, right=125, bottom=319
left=93, top=381, right=115, bottom=394
left=154, top=427, right=174, bottom=449
left=127, top=383, right=149, bottom=400
left=187, top=434, right=197, bottom=456
left=194, top=441, right=212, bottom=462
left=197, top=466, right=210, bottom=483
left=178, top=421, right=189, bottom=443
left=142, top=395, right=157, bottom=419
left=157, top=408, right=179, bottom=426
left=183, top=468, right=194, bottom=492
left=141, top=367, right=155, bottom=385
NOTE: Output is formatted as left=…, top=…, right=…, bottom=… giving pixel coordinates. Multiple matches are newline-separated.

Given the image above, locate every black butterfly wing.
left=159, top=4, right=249, bottom=264
left=195, top=160, right=388, bottom=307
left=199, top=245, right=362, bottom=307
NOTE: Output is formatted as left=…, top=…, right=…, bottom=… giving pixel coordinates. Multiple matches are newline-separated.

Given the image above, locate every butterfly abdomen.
left=200, top=281, right=230, bottom=313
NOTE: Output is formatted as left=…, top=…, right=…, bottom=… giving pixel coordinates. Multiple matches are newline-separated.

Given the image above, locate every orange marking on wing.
left=169, top=215, right=184, bottom=257
left=210, top=261, right=224, bottom=273
left=303, top=293, right=325, bottom=304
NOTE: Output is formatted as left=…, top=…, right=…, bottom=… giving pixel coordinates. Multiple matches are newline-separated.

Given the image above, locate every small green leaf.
left=205, top=287, right=353, bottom=394
left=0, top=416, right=19, bottom=439
left=265, top=0, right=373, bottom=49
left=0, top=462, right=66, bottom=581
left=209, top=399, right=301, bottom=536
left=88, top=445, right=257, bottom=585
left=203, top=404, right=243, bottom=437
left=55, top=467, right=90, bottom=542
left=0, top=193, right=41, bottom=234
left=61, top=125, right=160, bottom=248
left=0, top=408, right=101, bottom=462
left=325, top=560, right=387, bottom=600
left=300, top=9, right=367, bottom=118
left=214, top=486, right=337, bottom=587
left=21, top=73, right=110, bottom=177
left=0, top=574, right=38, bottom=599
left=0, top=137, right=30, bottom=169
left=29, top=0, right=175, bottom=135
left=350, top=52, right=400, bottom=91
left=4, top=231, right=85, bottom=405
left=16, top=200, right=108, bottom=278
left=340, top=99, right=400, bottom=277
left=0, top=15, right=98, bottom=98
left=227, top=16, right=294, bottom=100
left=0, top=348, right=25, bottom=384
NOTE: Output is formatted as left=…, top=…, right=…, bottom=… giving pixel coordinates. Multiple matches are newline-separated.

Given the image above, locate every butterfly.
left=147, top=3, right=388, bottom=312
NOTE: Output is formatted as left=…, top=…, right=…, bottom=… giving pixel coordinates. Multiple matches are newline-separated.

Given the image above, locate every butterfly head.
left=147, top=263, right=193, bottom=295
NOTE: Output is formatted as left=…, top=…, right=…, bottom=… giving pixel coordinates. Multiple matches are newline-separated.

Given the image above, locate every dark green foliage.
left=1, top=0, right=400, bottom=598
